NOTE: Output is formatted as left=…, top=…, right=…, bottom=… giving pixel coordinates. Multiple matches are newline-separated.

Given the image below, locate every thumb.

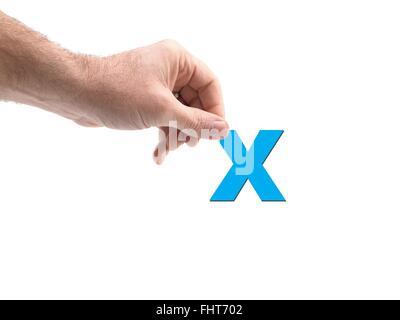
left=165, top=95, right=229, bottom=140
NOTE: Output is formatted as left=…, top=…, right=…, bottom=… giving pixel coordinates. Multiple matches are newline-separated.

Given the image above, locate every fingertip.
left=201, top=121, right=229, bottom=140
left=220, top=127, right=229, bottom=138
left=153, top=145, right=166, bottom=165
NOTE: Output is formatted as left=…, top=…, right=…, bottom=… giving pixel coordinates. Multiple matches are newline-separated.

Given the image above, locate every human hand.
left=0, top=11, right=229, bottom=164
left=77, top=40, right=229, bottom=163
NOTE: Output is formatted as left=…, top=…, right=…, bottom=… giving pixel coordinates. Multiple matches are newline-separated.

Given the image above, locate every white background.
left=0, top=0, right=399, bottom=299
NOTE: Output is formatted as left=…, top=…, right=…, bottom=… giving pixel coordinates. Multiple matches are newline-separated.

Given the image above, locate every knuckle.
left=198, top=117, right=209, bottom=130
left=159, top=39, right=181, bottom=50
left=191, top=111, right=206, bottom=130
left=175, top=108, right=192, bottom=129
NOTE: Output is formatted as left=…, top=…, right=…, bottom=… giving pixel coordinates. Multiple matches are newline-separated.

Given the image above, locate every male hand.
left=80, top=40, right=229, bottom=163
left=0, top=11, right=229, bottom=164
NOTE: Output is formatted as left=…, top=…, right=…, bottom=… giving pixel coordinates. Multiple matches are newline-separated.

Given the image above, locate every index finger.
left=187, top=56, right=225, bottom=118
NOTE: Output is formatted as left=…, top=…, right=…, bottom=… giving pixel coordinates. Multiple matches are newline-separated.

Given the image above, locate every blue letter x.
left=210, top=130, right=285, bottom=202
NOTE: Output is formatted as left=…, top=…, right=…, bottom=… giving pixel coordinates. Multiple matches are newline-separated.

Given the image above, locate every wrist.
left=26, top=50, right=98, bottom=120
left=69, top=54, right=110, bottom=121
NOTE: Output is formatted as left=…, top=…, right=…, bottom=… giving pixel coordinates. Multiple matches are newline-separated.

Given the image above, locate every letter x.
left=211, top=130, right=285, bottom=201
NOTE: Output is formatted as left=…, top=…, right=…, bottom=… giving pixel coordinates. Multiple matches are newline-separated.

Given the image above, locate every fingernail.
left=213, top=120, right=228, bottom=132
left=220, top=127, right=229, bottom=137
left=211, top=120, right=229, bottom=139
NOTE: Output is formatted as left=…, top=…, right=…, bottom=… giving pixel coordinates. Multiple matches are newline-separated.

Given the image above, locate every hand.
left=77, top=40, right=229, bottom=163
left=0, top=10, right=228, bottom=164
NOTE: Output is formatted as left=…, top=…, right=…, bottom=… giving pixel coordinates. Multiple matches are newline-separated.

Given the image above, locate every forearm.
left=0, top=10, right=89, bottom=117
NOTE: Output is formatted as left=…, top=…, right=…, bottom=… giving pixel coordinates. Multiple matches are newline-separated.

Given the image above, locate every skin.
left=0, top=10, right=229, bottom=164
